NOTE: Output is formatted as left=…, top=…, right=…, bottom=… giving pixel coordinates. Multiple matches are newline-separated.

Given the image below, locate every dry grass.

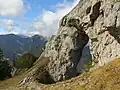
left=44, top=58, right=120, bottom=90
left=0, top=70, right=30, bottom=90
left=0, top=58, right=120, bottom=90
left=0, top=75, right=24, bottom=90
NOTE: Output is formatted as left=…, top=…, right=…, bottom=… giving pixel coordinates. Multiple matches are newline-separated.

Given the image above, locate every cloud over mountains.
left=32, top=0, right=79, bottom=37
left=0, top=0, right=79, bottom=37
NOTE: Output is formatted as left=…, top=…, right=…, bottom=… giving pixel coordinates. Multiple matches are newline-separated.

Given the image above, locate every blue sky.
left=0, top=0, right=79, bottom=37
left=25, top=0, right=64, bottom=19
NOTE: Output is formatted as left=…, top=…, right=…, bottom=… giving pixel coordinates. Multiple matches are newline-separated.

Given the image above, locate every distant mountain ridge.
left=0, top=34, right=46, bottom=60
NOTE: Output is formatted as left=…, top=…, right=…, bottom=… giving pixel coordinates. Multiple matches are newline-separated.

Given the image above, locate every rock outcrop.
left=65, top=0, right=120, bottom=67
left=20, top=20, right=89, bottom=84
left=20, top=0, right=120, bottom=85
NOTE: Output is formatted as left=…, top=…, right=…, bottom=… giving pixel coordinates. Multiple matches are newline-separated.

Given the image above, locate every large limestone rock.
left=20, top=0, right=120, bottom=85
left=21, top=20, right=89, bottom=84
left=66, top=0, right=120, bottom=67
left=44, top=22, right=89, bottom=82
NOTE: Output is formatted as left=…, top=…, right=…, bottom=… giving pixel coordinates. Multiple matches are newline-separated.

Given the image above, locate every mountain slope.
left=18, top=0, right=120, bottom=85
left=0, top=58, right=120, bottom=90
left=0, top=34, right=46, bottom=60
left=1, top=0, right=120, bottom=89
left=44, top=58, right=120, bottom=90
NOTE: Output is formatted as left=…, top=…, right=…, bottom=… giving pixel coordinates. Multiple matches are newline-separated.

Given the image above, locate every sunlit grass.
left=0, top=58, right=120, bottom=90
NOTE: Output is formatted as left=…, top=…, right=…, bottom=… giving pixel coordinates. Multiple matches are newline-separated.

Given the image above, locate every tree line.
left=0, top=48, right=37, bottom=80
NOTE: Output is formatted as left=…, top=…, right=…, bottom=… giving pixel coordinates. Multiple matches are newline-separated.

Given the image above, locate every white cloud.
left=0, top=19, right=19, bottom=31
left=0, top=30, right=19, bottom=35
left=32, top=0, right=80, bottom=37
left=0, top=0, right=80, bottom=37
left=2, top=19, right=17, bottom=26
left=7, top=26, right=13, bottom=31
left=0, top=0, right=25, bottom=17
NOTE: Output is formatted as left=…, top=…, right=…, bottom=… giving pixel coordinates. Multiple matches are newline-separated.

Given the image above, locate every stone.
left=20, top=0, right=120, bottom=85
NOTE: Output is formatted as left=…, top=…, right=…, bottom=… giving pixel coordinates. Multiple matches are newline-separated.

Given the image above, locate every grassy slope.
left=0, top=58, right=120, bottom=90
left=44, top=58, right=120, bottom=90
left=0, top=75, right=24, bottom=90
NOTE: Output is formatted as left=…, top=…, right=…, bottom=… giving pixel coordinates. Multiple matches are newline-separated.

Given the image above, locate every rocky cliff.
left=62, top=0, right=120, bottom=67
left=20, top=0, right=120, bottom=86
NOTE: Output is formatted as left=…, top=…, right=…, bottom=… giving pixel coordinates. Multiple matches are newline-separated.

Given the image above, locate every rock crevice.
left=20, top=0, right=120, bottom=85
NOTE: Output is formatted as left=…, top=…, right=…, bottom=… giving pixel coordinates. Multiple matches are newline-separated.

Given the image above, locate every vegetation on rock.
left=15, top=53, right=37, bottom=69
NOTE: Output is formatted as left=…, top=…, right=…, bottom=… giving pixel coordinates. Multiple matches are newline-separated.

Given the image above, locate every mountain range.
left=0, top=34, right=46, bottom=60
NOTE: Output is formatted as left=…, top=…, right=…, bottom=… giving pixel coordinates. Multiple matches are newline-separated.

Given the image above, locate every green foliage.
left=0, top=61, right=12, bottom=80
left=84, top=60, right=93, bottom=72
left=15, top=53, right=37, bottom=69
left=0, top=48, right=12, bottom=80
left=0, top=48, right=3, bottom=60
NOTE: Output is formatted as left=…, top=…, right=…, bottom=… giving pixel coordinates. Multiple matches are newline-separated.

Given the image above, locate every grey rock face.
left=21, top=0, right=120, bottom=85
left=77, top=43, right=92, bottom=73
left=66, top=0, right=120, bottom=67
left=43, top=19, right=89, bottom=81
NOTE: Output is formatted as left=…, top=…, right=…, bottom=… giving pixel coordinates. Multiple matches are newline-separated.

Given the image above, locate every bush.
left=0, top=48, right=12, bottom=80
left=15, top=53, right=37, bottom=69
left=84, top=60, right=93, bottom=72
left=0, top=60, right=12, bottom=80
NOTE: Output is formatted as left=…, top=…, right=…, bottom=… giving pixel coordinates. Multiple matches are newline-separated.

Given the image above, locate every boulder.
left=20, top=0, right=120, bottom=85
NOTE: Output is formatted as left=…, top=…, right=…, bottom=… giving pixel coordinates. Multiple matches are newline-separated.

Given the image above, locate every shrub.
left=0, top=48, right=12, bottom=80
left=84, top=60, right=93, bottom=72
left=15, top=53, right=37, bottom=69
left=0, top=60, right=12, bottom=80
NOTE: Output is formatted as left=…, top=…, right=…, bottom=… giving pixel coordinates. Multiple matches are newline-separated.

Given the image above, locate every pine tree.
left=0, top=48, right=12, bottom=80
left=0, top=48, right=3, bottom=61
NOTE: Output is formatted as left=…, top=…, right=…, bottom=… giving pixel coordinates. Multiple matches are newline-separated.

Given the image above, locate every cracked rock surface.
left=20, top=0, right=120, bottom=85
